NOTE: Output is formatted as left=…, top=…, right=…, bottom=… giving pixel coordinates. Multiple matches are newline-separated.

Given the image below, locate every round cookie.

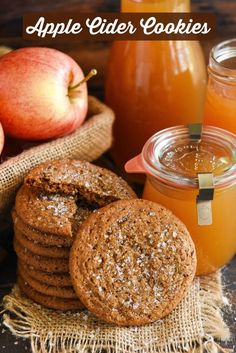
left=14, top=187, right=94, bottom=238
left=18, top=276, right=83, bottom=311
left=15, top=229, right=70, bottom=258
left=15, top=185, right=77, bottom=238
left=24, top=159, right=137, bottom=206
left=12, top=210, right=73, bottom=247
left=70, top=199, right=197, bottom=327
left=18, top=266, right=77, bottom=299
left=18, top=261, right=72, bottom=287
left=14, top=239, right=69, bottom=273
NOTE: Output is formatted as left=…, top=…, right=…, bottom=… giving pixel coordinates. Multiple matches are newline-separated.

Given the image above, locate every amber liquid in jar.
left=204, top=39, right=236, bottom=134
left=142, top=133, right=236, bottom=275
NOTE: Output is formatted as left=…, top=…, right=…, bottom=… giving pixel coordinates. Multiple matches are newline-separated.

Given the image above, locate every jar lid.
left=142, top=125, right=236, bottom=189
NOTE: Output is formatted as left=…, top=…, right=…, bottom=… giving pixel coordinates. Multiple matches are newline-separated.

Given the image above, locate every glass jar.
left=204, top=39, right=236, bottom=133
left=125, top=125, right=236, bottom=275
left=105, top=0, right=207, bottom=174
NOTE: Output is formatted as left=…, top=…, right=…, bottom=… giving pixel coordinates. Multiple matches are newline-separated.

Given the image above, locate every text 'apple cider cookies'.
left=70, top=199, right=197, bottom=326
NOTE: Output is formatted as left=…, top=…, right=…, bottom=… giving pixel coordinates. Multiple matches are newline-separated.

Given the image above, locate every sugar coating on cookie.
left=70, top=199, right=196, bottom=326
left=24, top=159, right=137, bottom=206
left=15, top=185, right=78, bottom=238
left=12, top=210, right=73, bottom=247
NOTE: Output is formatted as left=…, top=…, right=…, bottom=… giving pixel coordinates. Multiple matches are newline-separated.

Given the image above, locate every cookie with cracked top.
left=24, top=159, right=137, bottom=206
left=15, top=185, right=78, bottom=238
left=69, top=199, right=196, bottom=327
left=18, top=276, right=83, bottom=311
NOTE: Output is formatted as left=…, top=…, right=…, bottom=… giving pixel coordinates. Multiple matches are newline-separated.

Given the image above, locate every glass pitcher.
left=105, top=0, right=207, bottom=174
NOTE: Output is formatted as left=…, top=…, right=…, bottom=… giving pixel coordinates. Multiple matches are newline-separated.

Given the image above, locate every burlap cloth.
left=1, top=273, right=231, bottom=353
left=0, top=96, right=114, bottom=230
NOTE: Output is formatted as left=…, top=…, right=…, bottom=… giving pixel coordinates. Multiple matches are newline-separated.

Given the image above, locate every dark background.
left=0, top=1, right=235, bottom=352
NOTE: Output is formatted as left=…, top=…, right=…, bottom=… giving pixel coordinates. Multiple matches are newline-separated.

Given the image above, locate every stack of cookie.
left=13, top=159, right=136, bottom=311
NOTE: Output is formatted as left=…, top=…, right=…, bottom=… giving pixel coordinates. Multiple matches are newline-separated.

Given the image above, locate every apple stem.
left=70, top=69, right=97, bottom=91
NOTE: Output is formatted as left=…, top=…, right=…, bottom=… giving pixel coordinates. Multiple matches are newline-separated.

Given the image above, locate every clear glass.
left=141, top=125, right=236, bottom=275
left=204, top=39, right=236, bottom=132
left=142, top=125, right=236, bottom=188
left=143, top=177, right=236, bottom=275
left=105, top=0, right=207, bottom=174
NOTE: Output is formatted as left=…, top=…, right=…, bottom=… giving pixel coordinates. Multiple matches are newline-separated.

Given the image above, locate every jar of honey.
left=204, top=39, right=236, bottom=133
left=125, top=125, right=236, bottom=275
left=105, top=0, right=207, bottom=174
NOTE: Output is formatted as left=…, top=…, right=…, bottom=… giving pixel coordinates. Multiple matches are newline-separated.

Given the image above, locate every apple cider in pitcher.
left=106, top=0, right=207, bottom=172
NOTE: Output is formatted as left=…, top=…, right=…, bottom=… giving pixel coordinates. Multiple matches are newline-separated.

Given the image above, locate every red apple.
left=0, top=47, right=94, bottom=140
left=0, top=122, right=4, bottom=155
